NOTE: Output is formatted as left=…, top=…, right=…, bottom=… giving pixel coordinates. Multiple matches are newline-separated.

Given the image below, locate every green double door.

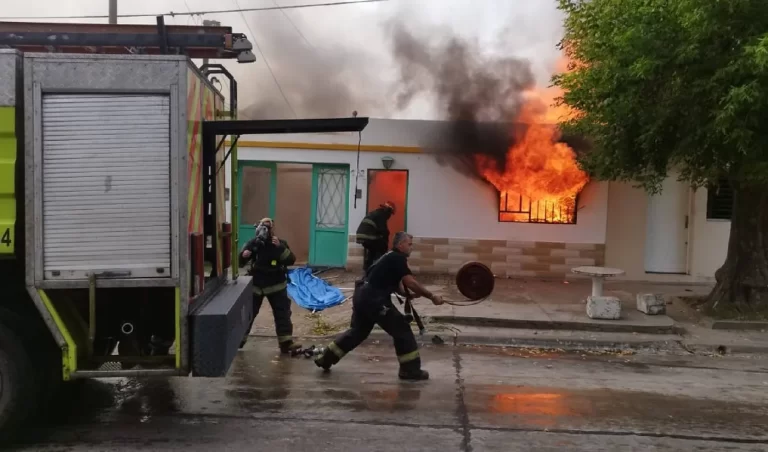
left=237, top=162, right=350, bottom=267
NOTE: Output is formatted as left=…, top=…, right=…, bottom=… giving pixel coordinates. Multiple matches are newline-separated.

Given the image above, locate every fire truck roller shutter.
left=41, top=94, right=172, bottom=280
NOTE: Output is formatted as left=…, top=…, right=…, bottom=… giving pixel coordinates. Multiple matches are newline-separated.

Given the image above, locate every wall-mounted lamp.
left=381, top=156, right=394, bottom=170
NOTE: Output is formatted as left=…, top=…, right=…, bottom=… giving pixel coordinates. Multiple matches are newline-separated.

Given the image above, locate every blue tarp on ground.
left=287, top=266, right=347, bottom=312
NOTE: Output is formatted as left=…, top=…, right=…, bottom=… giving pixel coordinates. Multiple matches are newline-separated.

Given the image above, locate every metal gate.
left=41, top=94, right=172, bottom=280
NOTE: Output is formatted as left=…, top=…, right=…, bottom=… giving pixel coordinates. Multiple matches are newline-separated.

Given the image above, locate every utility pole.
left=109, top=0, right=117, bottom=24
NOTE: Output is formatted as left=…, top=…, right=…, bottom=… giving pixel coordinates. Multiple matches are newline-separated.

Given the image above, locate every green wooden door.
left=309, top=164, right=350, bottom=267
left=237, top=161, right=276, bottom=247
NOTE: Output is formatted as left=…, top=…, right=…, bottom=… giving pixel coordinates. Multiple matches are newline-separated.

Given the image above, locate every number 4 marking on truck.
left=1, top=228, right=10, bottom=247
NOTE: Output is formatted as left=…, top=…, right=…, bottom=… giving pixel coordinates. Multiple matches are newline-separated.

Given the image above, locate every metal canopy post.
left=201, top=117, right=370, bottom=280
left=201, top=63, right=240, bottom=278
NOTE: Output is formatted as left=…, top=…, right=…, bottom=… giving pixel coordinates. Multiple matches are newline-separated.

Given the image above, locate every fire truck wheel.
left=0, top=307, right=60, bottom=423
left=0, top=322, right=37, bottom=444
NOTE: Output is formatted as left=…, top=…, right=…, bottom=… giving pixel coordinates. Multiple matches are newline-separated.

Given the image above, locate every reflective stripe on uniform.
left=362, top=218, right=377, bottom=227
left=253, top=281, right=288, bottom=295
left=356, top=233, right=379, bottom=241
left=278, top=335, right=293, bottom=343
left=328, top=341, right=346, bottom=358
left=279, top=248, right=291, bottom=261
left=397, top=350, right=420, bottom=364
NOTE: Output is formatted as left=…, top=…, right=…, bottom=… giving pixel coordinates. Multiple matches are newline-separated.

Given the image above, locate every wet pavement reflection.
left=12, top=338, right=768, bottom=451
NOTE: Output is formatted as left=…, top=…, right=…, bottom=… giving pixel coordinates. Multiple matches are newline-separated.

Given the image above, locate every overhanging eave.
left=202, top=117, right=369, bottom=136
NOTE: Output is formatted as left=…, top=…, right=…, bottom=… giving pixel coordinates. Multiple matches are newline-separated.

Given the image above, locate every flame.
left=474, top=57, right=588, bottom=224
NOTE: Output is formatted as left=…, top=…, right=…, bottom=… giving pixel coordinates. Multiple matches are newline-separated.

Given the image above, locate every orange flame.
left=474, top=57, right=588, bottom=223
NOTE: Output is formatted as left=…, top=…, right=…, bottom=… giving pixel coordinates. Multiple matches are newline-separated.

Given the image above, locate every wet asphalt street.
left=11, top=338, right=768, bottom=451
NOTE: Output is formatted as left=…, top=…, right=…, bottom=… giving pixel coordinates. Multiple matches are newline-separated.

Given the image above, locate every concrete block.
left=586, top=296, right=621, bottom=320
left=636, top=293, right=666, bottom=315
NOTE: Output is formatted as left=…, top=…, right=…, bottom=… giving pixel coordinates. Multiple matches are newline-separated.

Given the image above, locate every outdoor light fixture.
left=381, top=156, right=394, bottom=169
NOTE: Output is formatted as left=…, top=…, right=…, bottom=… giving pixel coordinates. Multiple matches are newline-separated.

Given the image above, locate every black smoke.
left=385, top=20, right=537, bottom=177
left=385, top=20, right=589, bottom=179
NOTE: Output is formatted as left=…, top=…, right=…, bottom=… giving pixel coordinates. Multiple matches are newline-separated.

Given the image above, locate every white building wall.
left=223, top=118, right=608, bottom=278
left=604, top=181, right=730, bottom=282
left=689, top=187, right=731, bottom=279
left=227, top=146, right=608, bottom=244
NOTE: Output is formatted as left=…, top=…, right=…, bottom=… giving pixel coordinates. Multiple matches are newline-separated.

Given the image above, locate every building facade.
left=224, top=119, right=732, bottom=283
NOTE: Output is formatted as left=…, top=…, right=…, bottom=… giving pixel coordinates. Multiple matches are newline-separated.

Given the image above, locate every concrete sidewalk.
left=415, top=277, right=706, bottom=335
left=249, top=270, right=768, bottom=355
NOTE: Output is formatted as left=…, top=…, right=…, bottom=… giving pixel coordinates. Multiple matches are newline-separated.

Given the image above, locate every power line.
left=273, top=0, right=314, bottom=49
left=233, top=0, right=298, bottom=119
left=0, top=0, right=388, bottom=21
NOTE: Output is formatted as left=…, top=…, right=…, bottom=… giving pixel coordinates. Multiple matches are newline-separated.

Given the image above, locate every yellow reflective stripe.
left=397, top=350, right=420, bottom=364
left=278, top=335, right=293, bottom=343
left=356, top=234, right=379, bottom=240
left=175, top=287, right=181, bottom=369
left=253, top=281, right=288, bottom=295
left=38, top=289, right=77, bottom=381
left=279, top=248, right=291, bottom=261
left=328, top=342, right=346, bottom=358
left=362, top=218, right=377, bottom=227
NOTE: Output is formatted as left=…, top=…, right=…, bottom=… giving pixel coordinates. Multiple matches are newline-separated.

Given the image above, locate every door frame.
left=236, top=160, right=277, bottom=245
left=309, top=164, right=351, bottom=266
left=365, top=168, right=410, bottom=231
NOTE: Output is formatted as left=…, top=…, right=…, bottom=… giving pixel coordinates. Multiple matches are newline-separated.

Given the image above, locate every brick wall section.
left=346, top=235, right=605, bottom=279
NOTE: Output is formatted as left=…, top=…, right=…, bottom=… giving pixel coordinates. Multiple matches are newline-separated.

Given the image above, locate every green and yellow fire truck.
left=0, top=19, right=368, bottom=441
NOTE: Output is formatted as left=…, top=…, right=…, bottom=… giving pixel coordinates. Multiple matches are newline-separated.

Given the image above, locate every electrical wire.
left=0, top=0, right=388, bottom=21
left=272, top=0, right=314, bottom=49
left=233, top=0, right=298, bottom=119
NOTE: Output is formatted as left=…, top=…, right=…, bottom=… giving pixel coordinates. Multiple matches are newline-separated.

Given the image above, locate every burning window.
left=499, top=191, right=579, bottom=224
left=473, top=91, right=589, bottom=225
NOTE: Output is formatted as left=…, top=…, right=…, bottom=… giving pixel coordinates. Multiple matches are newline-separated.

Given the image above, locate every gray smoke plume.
left=385, top=20, right=537, bottom=177
left=238, top=10, right=388, bottom=120
left=384, top=20, right=590, bottom=179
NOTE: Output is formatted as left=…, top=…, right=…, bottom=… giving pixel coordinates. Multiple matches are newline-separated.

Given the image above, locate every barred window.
left=706, top=178, right=733, bottom=220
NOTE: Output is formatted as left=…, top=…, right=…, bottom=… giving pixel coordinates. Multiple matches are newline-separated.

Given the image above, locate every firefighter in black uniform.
left=314, top=231, right=444, bottom=380
left=239, top=218, right=301, bottom=354
left=355, top=201, right=396, bottom=271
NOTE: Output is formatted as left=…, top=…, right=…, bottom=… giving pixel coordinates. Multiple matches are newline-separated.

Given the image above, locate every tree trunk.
left=706, top=184, right=768, bottom=315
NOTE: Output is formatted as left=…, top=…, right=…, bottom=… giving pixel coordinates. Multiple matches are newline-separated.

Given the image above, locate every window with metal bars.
left=706, top=178, right=733, bottom=220
left=498, top=191, right=579, bottom=224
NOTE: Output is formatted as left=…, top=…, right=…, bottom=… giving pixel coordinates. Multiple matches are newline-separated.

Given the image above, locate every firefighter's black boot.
left=314, top=343, right=342, bottom=371
left=398, top=357, right=429, bottom=381
left=279, top=339, right=302, bottom=354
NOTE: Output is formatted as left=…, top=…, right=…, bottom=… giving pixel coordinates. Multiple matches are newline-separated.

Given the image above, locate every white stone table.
left=571, top=266, right=625, bottom=297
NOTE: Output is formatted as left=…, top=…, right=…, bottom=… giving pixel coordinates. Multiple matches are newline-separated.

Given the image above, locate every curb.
left=678, top=342, right=768, bottom=355
left=252, top=331, right=683, bottom=354
left=249, top=332, right=768, bottom=355
left=428, top=315, right=684, bottom=335
left=711, top=320, right=768, bottom=331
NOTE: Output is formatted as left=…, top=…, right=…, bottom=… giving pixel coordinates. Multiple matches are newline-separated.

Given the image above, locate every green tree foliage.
left=554, top=0, right=768, bottom=313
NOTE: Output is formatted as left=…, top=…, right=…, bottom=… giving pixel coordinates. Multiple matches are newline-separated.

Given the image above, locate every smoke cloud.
left=238, top=10, right=389, bottom=120
left=384, top=19, right=539, bottom=178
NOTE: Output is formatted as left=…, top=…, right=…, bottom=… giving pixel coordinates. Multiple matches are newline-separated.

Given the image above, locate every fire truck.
left=0, top=19, right=368, bottom=441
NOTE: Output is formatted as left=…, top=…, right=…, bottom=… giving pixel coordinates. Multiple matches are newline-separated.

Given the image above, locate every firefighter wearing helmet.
left=238, top=218, right=301, bottom=354
left=355, top=201, right=396, bottom=271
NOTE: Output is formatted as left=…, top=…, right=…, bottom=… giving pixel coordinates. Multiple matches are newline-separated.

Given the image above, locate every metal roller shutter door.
left=42, top=94, right=171, bottom=280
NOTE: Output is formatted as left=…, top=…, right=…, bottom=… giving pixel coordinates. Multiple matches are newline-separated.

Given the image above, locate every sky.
left=0, top=0, right=569, bottom=120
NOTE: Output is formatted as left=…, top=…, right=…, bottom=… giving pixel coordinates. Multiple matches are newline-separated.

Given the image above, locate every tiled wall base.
left=346, top=236, right=606, bottom=280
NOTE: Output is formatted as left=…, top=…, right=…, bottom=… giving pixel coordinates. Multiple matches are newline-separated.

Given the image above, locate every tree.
left=553, top=0, right=768, bottom=315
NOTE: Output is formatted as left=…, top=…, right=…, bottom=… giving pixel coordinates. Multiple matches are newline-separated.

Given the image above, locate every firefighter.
left=239, top=218, right=301, bottom=354
left=314, top=231, right=444, bottom=380
left=355, top=201, right=396, bottom=271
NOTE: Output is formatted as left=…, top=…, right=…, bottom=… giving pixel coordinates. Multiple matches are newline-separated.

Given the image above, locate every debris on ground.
left=306, top=312, right=343, bottom=336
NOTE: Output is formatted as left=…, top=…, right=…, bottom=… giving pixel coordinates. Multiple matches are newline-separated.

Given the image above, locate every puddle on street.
left=468, top=384, right=768, bottom=434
